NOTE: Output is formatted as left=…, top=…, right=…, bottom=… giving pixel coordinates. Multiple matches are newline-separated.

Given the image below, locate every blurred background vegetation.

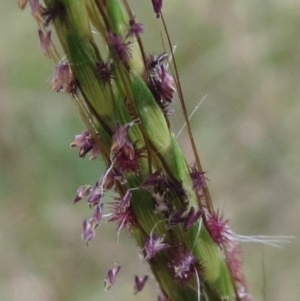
left=1, top=1, right=299, bottom=300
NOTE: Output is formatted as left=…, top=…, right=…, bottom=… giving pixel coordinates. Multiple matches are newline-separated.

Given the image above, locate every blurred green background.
left=1, top=1, right=299, bottom=300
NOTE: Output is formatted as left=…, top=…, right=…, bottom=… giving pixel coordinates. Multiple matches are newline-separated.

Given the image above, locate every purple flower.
left=101, top=167, right=126, bottom=190
left=108, top=33, right=131, bottom=63
left=168, top=205, right=201, bottom=231
left=174, top=253, right=195, bottom=280
left=151, top=0, right=163, bottom=18
left=38, top=29, right=52, bottom=57
left=51, top=62, right=78, bottom=95
left=111, top=122, right=132, bottom=155
left=183, top=207, right=202, bottom=231
left=115, top=141, right=145, bottom=174
left=141, top=170, right=186, bottom=199
left=134, top=275, right=148, bottom=294
left=87, top=181, right=103, bottom=207
left=104, top=265, right=121, bottom=290
left=82, top=219, right=95, bottom=245
left=73, top=185, right=92, bottom=203
left=170, top=248, right=196, bottom=285
left=114, top=190, right=132, bottom=208
left=90, top=203, right=104, bottom=226
left=143, top=234, right=169, bottom=260
left=206, top=210, right=233, bottom=246
left=147, top=54, right=176, bottom=116
left=140, top=170, right=165, bottom=188
left=126, top=17, right=144, bottom=39
left=108, top=199, right=135, bottom=233
left=168, top=203, right=188, bottom=228
left=70, top=130, right=100, bottom=159
left=96, top=59, right=113, bottom=84
left=111, top=122, right=144, bottom=174
left=81, top=204, right=103, bottom=245
left=226, top=244, right=252, bottom=301
left=156, top=65, right=176, bottom=103
left=189, top=164, right=207, bottom=192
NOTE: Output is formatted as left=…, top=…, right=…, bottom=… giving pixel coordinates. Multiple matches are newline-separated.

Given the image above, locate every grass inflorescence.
left=20, top=1, right=252, bottom=300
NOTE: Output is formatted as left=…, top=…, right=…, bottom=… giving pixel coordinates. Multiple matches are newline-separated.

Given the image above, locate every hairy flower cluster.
left=72, top=122, right=143, bottom=238
left=139, top=170, right=187, bottom=216
left=169, top=248, right=197, bottom=285
left=168, top=204, right=202, bottom=231
left=189, top=164, right=207, bottom=193
left=108, top=33, right=131, bottom=63
left=51, top=62, right=78, bottom=95
left=108, top=15, right=144, bottom=64
left=127, top=17, right=144, bottom=39
left=206, top=210, right=233, bottom=246
left=20, top=1, right=82, bottom=93
left=143, top=234, right=169, bottom=261
left=108, top=195, right=136, bottom=233
left=147, top=54, right=176, bottom=116
left=70, top=130, right=100, bottom=159
left=111, top=122, right=145, bottom=174
left=226, top=244, right=252, bottom=301
left=96, top=59, right=113, bottom=85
